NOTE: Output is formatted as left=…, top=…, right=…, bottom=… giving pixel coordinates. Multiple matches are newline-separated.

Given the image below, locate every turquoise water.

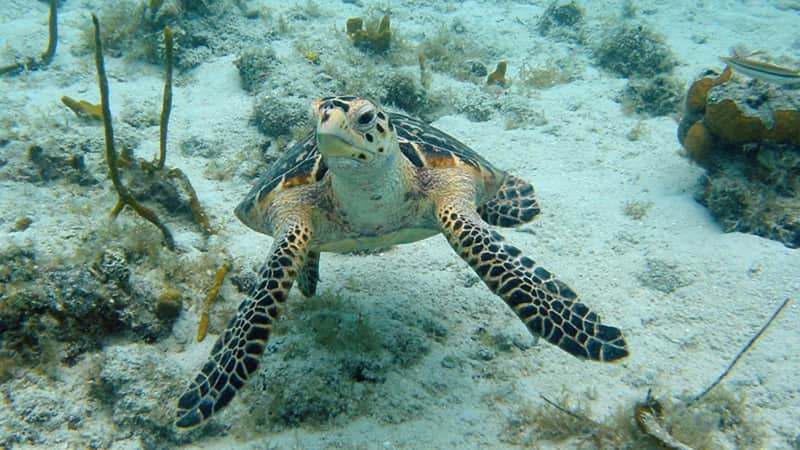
left=0, top=1, right=798, bottom=448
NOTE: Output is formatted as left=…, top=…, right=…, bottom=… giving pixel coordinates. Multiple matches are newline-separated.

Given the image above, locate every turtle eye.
left=357, top=110, right=375, bottom=126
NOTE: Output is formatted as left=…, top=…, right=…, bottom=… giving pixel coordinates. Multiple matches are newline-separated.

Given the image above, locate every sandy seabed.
left=1, top=0, right=798, bottom=449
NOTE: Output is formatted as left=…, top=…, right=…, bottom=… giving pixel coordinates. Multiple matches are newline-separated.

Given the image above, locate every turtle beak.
left=317, top=132, right=359, bottom=158
left=316, top=108, right=374, bottom=162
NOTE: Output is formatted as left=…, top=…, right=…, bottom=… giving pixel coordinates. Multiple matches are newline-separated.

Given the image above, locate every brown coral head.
left=683, top=122, right=714, bottom=161
left=346, top=17, right=363, bottom=34
left=686, top=77, right=714, bottom=114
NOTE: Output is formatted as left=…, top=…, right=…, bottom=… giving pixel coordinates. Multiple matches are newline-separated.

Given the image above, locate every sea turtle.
left=175, top=96, right=629, bottom=428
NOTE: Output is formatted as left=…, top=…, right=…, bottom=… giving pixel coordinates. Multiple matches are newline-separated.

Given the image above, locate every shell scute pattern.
left=391, top=113, right=491, bottom=173
left=253, top=110, right=499, bottom=206
left=253, top=134, right=326, bottom=205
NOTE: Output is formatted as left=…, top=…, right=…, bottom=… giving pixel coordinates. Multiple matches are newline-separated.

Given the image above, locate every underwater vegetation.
left=234, top=48, right=278, bottom=93
left=502, top=298, right=792, bottom=449
left=621, top=74, right=683, bottom=117
left=0, top=244, right=178, bottom=382
left=241, top=292, right=448, bottom=429
left=501, top=386, right=764, bottom=449
left=346, top=15, right=392, bottom=53
left=0, top=0, right=57, bottom=75
left=537, top=0, right=585, bottom=43
left=595, top=23, right=675, bottom=78
left=677, top=63, right=800, bottom=248
left=91, top=18, right=212, bottom=250
left=252, top=94, right=312, bottom=138
left=594, top=22, right=681, bottom=116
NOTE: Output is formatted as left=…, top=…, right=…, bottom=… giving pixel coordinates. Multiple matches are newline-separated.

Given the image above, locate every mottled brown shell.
left=251, top=112, right=501, bottom=200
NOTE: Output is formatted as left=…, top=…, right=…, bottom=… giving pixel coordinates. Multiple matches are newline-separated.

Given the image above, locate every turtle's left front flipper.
left=175, top=219, right=312, bottom=428
left=436, top=200, right=628, bottom=362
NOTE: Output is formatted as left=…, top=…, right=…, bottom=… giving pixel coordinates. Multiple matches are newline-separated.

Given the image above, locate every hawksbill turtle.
left=175, top=96, right=629, bottom=428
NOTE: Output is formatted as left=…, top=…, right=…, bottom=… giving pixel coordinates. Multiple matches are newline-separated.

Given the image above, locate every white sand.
left=1, top=0, right=798, bottom=448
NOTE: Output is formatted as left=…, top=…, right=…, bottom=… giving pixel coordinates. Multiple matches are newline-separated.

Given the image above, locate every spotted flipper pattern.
left=478, top=175, right=541, bottom=227
left=437, top=201, right=628, bottom=362
left=297, top=250, right=320, bottom=298
left=175, top=220, right=312, bottom=428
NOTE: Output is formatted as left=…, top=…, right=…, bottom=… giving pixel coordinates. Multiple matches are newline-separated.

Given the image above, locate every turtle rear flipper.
left=437, top=200, right=628, bottom=362
left=175, top=220, right=313, bottom=428
left=478, top=175, right=540, bottom=227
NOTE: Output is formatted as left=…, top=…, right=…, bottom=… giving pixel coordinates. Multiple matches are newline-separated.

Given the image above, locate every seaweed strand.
left=196, top=262, right=230, bottom=342
left=692, top=298, right=791, bottom=402
left=157, top=26, right=173, bottom=170
left=0, top=0, right=58, bottom=75
left=40, top=0, right=58, bottom=66
left=92, top=14, right=175, bottom=250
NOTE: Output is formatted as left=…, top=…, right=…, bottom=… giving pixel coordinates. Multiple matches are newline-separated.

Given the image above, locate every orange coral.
left=766, top=110, right=800, bottom=145
left=487, top=61, right=508, bottom=87
left=705, top=99, right=800, bottom=146
left=685, top=67, right=732, bottom=114
left=346, top=15, right=391, bottom=52
left=704, top=99, right=763, bottom=144
left=686, top=78, right=714, bottom=114
left=683, top=122, right=714, bottom=161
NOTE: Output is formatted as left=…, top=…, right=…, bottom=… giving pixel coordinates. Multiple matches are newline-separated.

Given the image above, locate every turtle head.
left=312, top=96, right=397, bottom=167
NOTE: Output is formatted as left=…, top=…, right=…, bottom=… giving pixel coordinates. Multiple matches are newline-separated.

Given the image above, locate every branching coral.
left=0, top=0, right=57, bottom=75
left=157, top=26, right=173, bottom=170
left=92, top=19, right=213, bottom=249
left=92, top=15, right=176, bottom=250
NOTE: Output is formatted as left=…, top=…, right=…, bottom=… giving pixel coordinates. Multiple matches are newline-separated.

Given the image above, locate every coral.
left=60, top=96, right=102, bottom=121
left=196, top=262, right=229, bottom=342
left=302, top=50, right=320, bottom=65
left=621, top=74, right=683, bottom=116
left=0, top=0, right=57, bottom=75
left=517, top=58, right=577, bottom=89
left=380, top=70, right=425, bottom=114
left=92, top=15, right=175, bottom=250
left=251, top=94, right=310, bottom=137
left=677, top=69, right=800, bottom=247
left=346, top=15, right=392, bottom=53
left=682, top=122, right=714, bottom=161
left=537, top=1, right=585, bottom=42
left=685, top=67, right=730, bottom=115
left=702, top=81, right=800, bottom=145
left=487, top=61, right=509, bottom=87
left=12, top=216, right=33, bottom=232
left=156, top=288, right=182, bottom=320
left=92, top=17, right=212, bottom=243
left=157, top=26, right=174, bottom=170
left=0, top=246, right=171, bottom=369
left=234, top=48, right=277, bottom=93
left=25, top=143, right=98, bottom=186
left=595, top=23, right=676, bottom=78
left=418, top=52, right=431, bottom=90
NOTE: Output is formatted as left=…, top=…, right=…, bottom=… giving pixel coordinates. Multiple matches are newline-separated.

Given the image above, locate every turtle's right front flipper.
left=175, top=219, right=312, bottom=429
left=436, top=199, right=628, bottom=362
